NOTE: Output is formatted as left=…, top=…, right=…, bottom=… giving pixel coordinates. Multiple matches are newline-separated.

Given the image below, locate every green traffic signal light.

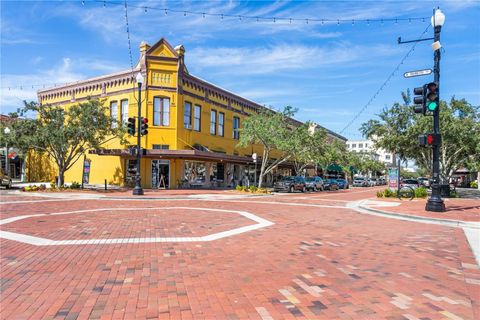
left=427, top=101, right=438, bottom=111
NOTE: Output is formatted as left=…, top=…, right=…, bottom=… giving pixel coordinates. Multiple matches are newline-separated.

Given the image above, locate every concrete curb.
left=355, top=201, right=480, bottom=229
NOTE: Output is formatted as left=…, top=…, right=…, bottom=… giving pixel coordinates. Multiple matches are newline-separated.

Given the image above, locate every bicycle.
left=397, top=185, right=415, bottom=200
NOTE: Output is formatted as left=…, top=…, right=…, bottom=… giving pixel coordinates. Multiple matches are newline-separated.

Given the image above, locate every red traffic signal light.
left=127, top=117, right=136, bottom=136
left=140, top=117, right=149, bottom=136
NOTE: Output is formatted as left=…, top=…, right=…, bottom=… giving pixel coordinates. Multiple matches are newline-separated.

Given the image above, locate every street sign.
left=252, top=153, right=257, bottom=163
left=404, top=69, right=432, bottom=78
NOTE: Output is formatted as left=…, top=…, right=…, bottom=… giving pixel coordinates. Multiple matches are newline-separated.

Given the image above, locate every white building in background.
left=346, top=139, right=395, bottom=166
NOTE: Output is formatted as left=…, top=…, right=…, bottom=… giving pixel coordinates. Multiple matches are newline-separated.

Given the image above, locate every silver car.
left=305, top=176, right=324, bottom=191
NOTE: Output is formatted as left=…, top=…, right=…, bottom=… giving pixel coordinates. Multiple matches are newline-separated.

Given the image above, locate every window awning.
left=90, top=148, right=254, bottom=164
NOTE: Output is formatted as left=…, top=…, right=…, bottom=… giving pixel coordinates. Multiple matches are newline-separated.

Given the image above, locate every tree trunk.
left=57, top=169, right=65, bottom=188
left=258, top=149, right=267, bottom=189
left=478, top=171, right=480, bottom=190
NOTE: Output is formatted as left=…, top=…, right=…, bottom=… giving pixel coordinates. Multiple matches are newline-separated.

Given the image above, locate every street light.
left=133, top=72, right=144, bottom=195
left=426, top=8, right=446, bottom=212
left=3, top=127, right=10, bottom=178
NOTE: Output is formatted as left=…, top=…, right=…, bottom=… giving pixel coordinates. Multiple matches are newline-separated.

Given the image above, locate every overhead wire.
left=339, top=23, right=431, bottom=135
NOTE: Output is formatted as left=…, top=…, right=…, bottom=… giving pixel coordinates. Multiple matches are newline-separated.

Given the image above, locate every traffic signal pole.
left=133, top=77, right=144, bottom=196
left=426, top=23, right=445, bottom=212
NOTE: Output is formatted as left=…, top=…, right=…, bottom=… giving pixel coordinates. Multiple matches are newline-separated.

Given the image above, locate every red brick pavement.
left=1, top=191, right=479, bottom=319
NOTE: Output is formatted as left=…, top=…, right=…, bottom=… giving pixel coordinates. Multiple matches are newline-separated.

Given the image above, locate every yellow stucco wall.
left=34, top=38, right=307, bottom=188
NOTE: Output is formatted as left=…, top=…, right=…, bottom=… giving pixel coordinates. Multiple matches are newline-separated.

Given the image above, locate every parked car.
left=418, top=177, right=430, bottom=187
left=305, top=176, right=324, bottom=191
left=336, top=178, right=349, bottom=189
left=324, top=178, right=339, bottom=191
left=353, top=177, right=368, bottom=187
left=0, top=169, right=12, bottom=189
left=401, top=179, right=420, bottom=189
left=274, top=176, right=306, bottom=193
left=369, top=178, right=378, bottom=186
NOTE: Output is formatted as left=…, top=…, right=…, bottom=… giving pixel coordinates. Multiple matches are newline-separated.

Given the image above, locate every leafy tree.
left=16, top=99, right=126, bottom=187
left=238, top=106, right=296, bottom=188
left=361, top=94, right=480, bottom=183
left=287, top=123, right=328, bottom=175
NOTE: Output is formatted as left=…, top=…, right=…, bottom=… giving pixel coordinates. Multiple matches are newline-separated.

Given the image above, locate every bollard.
left=105, top=179, right=107, bottom=190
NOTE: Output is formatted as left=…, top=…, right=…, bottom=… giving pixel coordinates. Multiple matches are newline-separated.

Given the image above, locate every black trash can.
left=440, top=184, right=450, bottom=197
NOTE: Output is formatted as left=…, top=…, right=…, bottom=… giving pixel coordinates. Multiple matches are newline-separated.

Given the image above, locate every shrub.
left=39, top=184, right=46, bottom=191
left=376, top=190, right=384, bottom=198
left=471, top=181, right=478, bottom=188
left=249, top=186, right=256, bottom=193
left=236, top=185, right=243, bottom=192
left=383, top=188, right=394, bottom=198
left=50, top=180, right=56, bottom=189
left=415, top=187, right=428, bottom=198
left=70, top=181, right=81, bottom=189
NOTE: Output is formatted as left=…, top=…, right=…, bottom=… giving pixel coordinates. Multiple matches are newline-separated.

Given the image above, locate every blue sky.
left=1, top=0, right=479, bottom=139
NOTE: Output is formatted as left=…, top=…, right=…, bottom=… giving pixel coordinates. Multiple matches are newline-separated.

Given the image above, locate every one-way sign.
left=404, top=69, right=432, bottom=78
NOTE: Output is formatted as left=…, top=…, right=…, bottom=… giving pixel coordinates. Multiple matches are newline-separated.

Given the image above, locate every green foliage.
left=235, top=185, right=243, bottom=192
left=237, top=106, right=296, bottom=188
left=400, top=169, right=420, bottom=179
left=471, top=181, right=478, bottom=188
left=361, top=95, right=480, bottom=183
left=287, top=122, right=329, bottom=173
left=383, top=188, right=394, bottom=198
left=414, top=187, right=428, bottom=198
left=15, top=99, right=126, bottom=187
left=70, top=181, right=81, bottom=189
left=376, top=190, right=384, bottom=198
left=249, top=185, right=256, bottom=192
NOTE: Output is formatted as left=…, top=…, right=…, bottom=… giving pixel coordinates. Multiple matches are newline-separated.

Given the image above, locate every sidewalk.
left=362, top=197, right=480, bottom=222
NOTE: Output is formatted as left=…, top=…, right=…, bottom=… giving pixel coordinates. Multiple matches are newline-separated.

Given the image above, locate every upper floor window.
left=110, top=101, right=118, bottom=128
left=194, top=105, right=201, bottom=132
left=385, top=155, right=391, bottom=160
left=210, top=110, right=217, bottom=135
left=218, top=112, right=225, bottom=137
left=153, top=144, right=170, bottom=150
left=352, top=144, right=357, bottom=148
left=153, top=97, right=170, bottom=126
left=184, top=102, right=192, bottom=129
left=120, top=99, right=128, bottom=124
left=233, top=116, right=240, bottom=140
left=359, top=143, right=363, bottom=148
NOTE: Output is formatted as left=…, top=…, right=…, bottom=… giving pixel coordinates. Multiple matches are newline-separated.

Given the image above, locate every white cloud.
left=187, top=42, right=401, bottom=75
left=0, top=57, right=126, bottom=114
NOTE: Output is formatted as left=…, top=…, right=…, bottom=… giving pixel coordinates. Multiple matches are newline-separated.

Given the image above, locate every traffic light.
left=140, top=117, right=148, bottom=136
left=127, top=117, right=136, bottom=136
left=413, top=82, right=438, bottom=115
left=413, top=85, right=426, bottom=114
left=418, top=133, right=441, bottom=146
left=425, top=82, right=438, bottom=113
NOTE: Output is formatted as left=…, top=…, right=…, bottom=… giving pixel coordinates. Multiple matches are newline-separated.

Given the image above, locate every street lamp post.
left=132, top=72, right=144, bottom=196
left=426, top=8, right=446, bottom=212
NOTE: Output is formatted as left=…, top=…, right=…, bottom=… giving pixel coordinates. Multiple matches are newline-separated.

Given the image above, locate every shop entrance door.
left=152, top=160, right=170, bottom=189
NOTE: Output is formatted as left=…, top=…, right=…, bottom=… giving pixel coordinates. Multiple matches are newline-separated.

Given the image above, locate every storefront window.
left=184, top=161, right=206, bottom=185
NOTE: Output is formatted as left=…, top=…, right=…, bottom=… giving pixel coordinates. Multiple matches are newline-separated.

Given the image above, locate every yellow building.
left=37, top=38, right=346, bottom=189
